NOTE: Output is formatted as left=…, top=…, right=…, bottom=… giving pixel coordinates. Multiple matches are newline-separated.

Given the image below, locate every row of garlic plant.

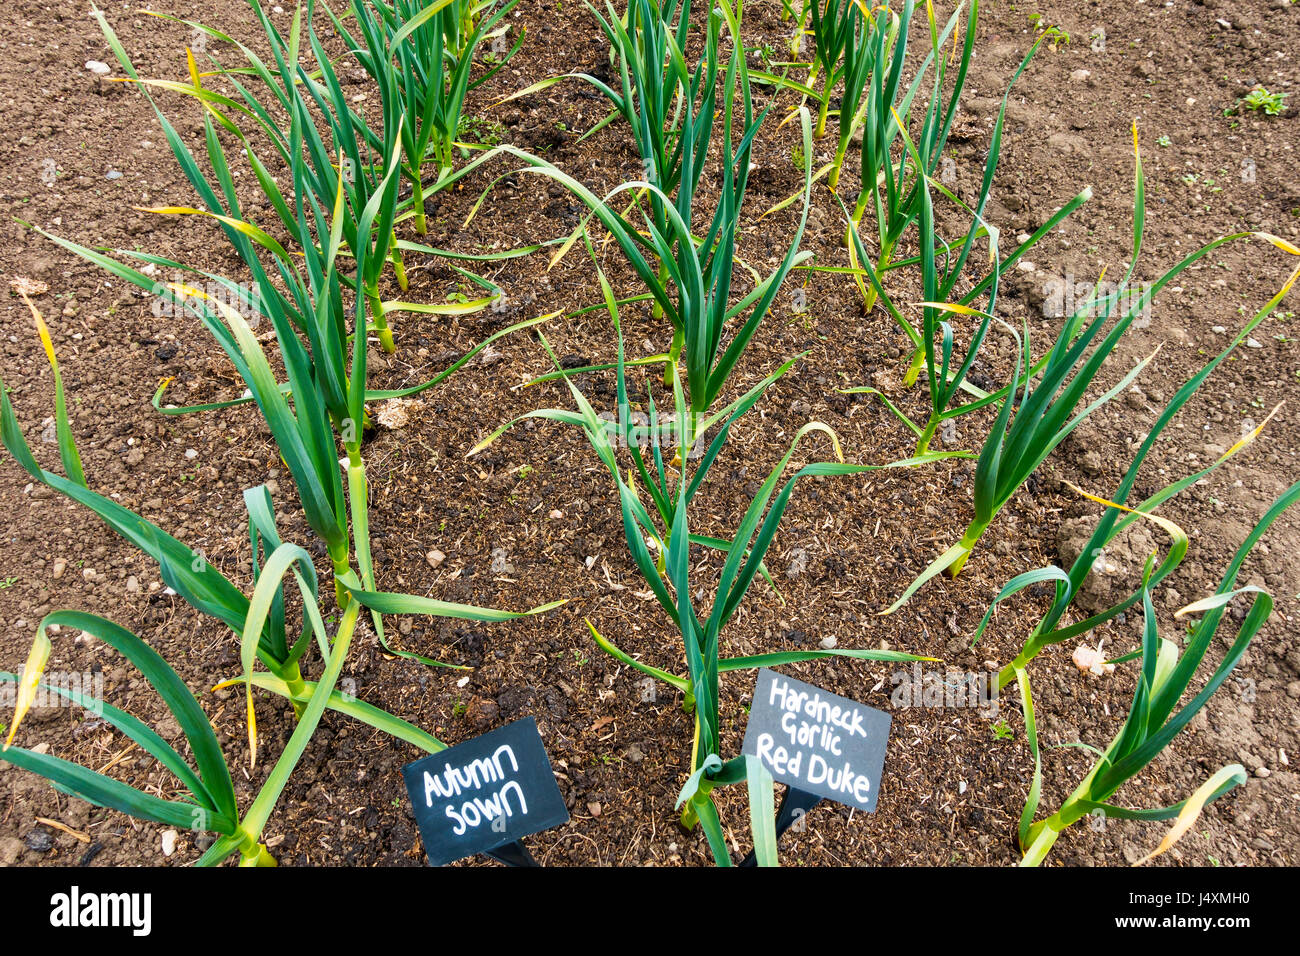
left=1, top=0, right=561, bottom=864
left=425, top=0, right=942, bottom=863
left=978, top=239, right=1300, bottom=865
left=471, top=234, right=944, bottom=865
left=1, top=290, right=560, bottom=865
left=71, top=0, right=552, bottom=645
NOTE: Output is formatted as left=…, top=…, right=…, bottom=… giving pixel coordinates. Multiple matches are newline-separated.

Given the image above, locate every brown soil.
left=1, top=0, right=1297, bottom=868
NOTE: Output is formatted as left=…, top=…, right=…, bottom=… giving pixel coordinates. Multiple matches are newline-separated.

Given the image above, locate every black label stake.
left=484, top=839, right=540, bottom=868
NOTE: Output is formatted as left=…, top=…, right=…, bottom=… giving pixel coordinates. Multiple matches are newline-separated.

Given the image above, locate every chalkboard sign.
left=401, top=717, right=569, bottom=866
left=741, top=669, right=891, bottom=812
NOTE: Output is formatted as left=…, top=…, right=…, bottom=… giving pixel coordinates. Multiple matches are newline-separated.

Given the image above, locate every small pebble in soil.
left=820, top=636, right=838, bottom=650
left=85, top=60, right=110, bottom=75
left=105, top=170, right=122, bottom=180
left=466, top=697, right=499, bottom=729
left=426, top=549, right=445, bottom=569
left=0, top=838, right=25, bottom=866
left=786, top=547, right=808, bottom=579
left=161, top=829, right=178, bottom=857
left=24, top=829, right=54, bottom=853
left=638, top=677, right=657, bottom=703
left=79, top=842, right=105, bottom=866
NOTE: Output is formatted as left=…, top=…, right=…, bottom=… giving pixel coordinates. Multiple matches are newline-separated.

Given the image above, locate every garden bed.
left=0, top=0, right=1297, bottom=867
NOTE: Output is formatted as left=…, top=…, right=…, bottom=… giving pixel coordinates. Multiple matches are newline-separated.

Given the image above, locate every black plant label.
left=742, top=668, right=892, bottom=812
left=402, top=717, right=569, bottom=866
